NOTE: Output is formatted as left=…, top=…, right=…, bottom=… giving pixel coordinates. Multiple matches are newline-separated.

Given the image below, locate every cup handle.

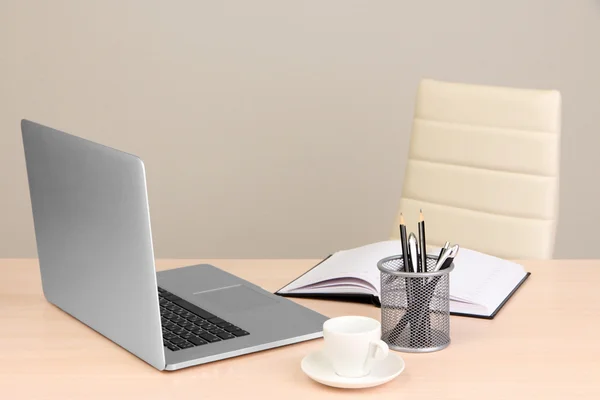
left=370, top=339, right=389, bottom=361
left=363, top=339, right=389, bottom=374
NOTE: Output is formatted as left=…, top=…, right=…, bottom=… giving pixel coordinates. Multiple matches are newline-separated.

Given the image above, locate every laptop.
left=21, top=119, right=328, bottom=371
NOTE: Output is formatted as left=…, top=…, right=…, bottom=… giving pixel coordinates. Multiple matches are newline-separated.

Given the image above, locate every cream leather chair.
left=391, top=79, right=561, bottom=260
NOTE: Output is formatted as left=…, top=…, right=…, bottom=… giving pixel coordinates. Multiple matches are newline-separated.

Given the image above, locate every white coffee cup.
left=322, top=316, right=389, bottom=378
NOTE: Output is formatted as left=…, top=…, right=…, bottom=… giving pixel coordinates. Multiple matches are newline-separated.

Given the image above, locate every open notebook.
left=276, top=240, right=530, bottom=318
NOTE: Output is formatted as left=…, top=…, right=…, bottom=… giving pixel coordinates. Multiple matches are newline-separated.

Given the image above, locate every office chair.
left=391, top=79, right=561, bottom=259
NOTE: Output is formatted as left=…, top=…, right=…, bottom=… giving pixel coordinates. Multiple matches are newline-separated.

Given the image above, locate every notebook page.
left=279, top=240, right=402, bottom=295
left=450, top=300, right=488, bottom=315
left=448, top=248, right=527, bottom=305
left=469, top=263, right=527, bottom=314
left=288, top=286, right=375, bottom=296
left=299, top=277, right=376, bottom=292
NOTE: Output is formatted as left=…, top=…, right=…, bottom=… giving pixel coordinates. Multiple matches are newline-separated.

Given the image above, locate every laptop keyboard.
left=158, top=287, right=250, bottom=352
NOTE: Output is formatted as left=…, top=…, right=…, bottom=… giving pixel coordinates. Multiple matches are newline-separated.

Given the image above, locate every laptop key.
left=216, top=332, right=235, bottom=340
left=163, top=293, right=181, bottom=301
left=207, top=327, right=222, bottom=334
left=172, top=298, right=216, bottom=320
left=207, top=317, right=225, bottom=324
left=170, top=337, right=185, bottom=344
left=189, top=326, right=202, bottom=333
left=178, top=341, right=194, bottom=349
left=163, top=332, right=177, bottom=340
left=199, top=333, right=221, bottom=343
left=165, top=343, right=179, bottom=351
left=223, top=325, right=241, bottom=333
left=188, top=336, right=207, bottom=346
left=215, top=322, right=233, bottom=328
left=230, top=330, right=250, bottom=337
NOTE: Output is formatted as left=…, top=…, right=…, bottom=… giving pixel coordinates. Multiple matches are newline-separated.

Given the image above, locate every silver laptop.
left=21, top=119, right=327, bottom=371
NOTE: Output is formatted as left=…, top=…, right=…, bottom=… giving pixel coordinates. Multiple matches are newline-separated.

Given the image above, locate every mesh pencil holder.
left=377, top=254, right=454, bottom=353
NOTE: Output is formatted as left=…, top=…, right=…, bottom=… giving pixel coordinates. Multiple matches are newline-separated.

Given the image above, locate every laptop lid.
left=21, top=119, right=165, bottom=370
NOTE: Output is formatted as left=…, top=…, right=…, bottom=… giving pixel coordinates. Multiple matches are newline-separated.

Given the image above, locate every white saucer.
left=301, top=350, right=405, bottom=389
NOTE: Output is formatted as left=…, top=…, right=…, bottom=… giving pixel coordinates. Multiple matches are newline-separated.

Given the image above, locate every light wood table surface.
left=1, top=259, right=599, bottom=399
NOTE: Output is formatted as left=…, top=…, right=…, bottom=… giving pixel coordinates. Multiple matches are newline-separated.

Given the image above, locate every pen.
left=438, top=251, right=457, bottom=271
left=437, top=241, right=450, bottom=263
left=399, top=214, right=410, bottom=273
left=433, top=245, right=459, bottom=272
left=418, top=210, right=427, bottom=272
left=406, top=233, right=420, bottom=349
left=408, top=233, right=419, bottom=274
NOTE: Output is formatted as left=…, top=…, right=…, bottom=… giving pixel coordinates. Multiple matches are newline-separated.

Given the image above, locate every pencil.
left=417, top=210, right=427, bottom=272
left=399, top=214, right=410, bottom=272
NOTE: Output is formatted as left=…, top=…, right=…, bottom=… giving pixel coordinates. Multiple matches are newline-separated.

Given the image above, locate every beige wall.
left=1, top=1, right=599, bottom=259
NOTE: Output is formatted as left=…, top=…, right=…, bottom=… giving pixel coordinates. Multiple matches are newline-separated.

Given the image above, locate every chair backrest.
left=391, top=79, right=561, bottom=260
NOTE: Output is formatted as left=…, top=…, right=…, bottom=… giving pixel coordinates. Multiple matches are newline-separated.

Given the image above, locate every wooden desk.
left=1, top=259, right=599, bottom=399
